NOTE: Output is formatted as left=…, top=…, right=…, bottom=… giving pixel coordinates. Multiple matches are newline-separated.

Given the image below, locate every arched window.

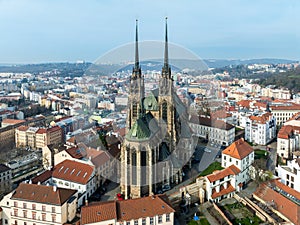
left=132, top=103, right=137, bottom=119
left=162, top=101, right=168, bottom=122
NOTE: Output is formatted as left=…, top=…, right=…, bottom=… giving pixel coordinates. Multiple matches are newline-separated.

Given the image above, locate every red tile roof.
left=52, top=160, right=94, bottom=185
left=17, top=125, right=29, bottom=132
left=249, top=112, right=273, bottom=124
left=81, top=195, right=174, bottom=224
left=211, top=184, right=235, bottom=199
left=32, top=170, right=53, bottom=184
left=36, top=128, right=47, bottom=134
left=254, top=179, right=300, bottom=225
left=206, top=165, right=240, bottom=183
left=222, top=138, right=253, bottom=160
left=48, top=126, right=61, bottom=133
left=65, top=146, right=84, bottom=159
left=278, top=125, right=300, bottom=139
left=2, top=119, right=25, bottom=125
left=12, top=183, right=76, bottom=206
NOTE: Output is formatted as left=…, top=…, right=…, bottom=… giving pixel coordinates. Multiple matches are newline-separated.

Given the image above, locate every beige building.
left=16, top=126, right=62, bottom=149
left=80, top=195, right=175, bottom=225
left=0, top=183, right=77, bottom=225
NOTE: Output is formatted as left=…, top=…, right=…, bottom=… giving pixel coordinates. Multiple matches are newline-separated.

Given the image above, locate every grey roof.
left=0, top=164, right=10, bottom=173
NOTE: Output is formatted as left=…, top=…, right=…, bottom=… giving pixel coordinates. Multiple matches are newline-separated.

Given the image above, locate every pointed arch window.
left=162, top=101, right=168, bottom=122
left=132, top=103, right=138, bottom=119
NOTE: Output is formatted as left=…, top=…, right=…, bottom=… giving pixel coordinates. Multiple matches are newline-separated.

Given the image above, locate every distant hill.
left=203, top=58, right=298, bottom=68
left=0, top=59, right=297, bottom=75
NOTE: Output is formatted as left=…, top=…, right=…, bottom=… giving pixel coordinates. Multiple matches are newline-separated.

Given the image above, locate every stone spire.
left=164, top=17, right=169, bottom=70
left=135, top=19, right=139, bottom=71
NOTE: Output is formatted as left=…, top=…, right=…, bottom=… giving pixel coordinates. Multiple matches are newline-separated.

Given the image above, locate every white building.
left=277, top=125, right=300, bottom=159
left=245, top=112, right=276, bottom=145
left=204, top=138, right=254, bottom=202
left=52, top=159, right=96, bottom=207
left=0, top=183, right=77, bottom=225
left=189, top=116, right=235, bottom=146
left=80, top=195, right=175, bottom=225
left=270, top=103, right=300, bottom=126
left=277, top=158, right=300, bottom=192
left=222, top=138, right=254, bottom=185
left=205, top=165, right=241, bottom=202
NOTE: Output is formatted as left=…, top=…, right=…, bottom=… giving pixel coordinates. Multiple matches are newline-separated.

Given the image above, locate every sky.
left=0, top=0, right=300, bottom=63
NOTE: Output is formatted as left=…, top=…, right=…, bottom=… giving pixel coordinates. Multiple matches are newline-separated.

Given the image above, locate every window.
left=32, top=204, right=36, bottom=210
left=23, top=203, right=27, bottom=209
left=166, top=214, right=170, bottom=222
left=142, top=219, right=146, bottom=225
left=42, top=213, right=46, bottom=221
left=52, top=214, right=56, bottom=222
left=126, top=222, right=130, bottom=225
left=236, top=160, right=238, bottom=165
left=158, top=215, right=162, bottom=223
left=287, top=174, right=290, bottom=180
left=150, top=217, right=154, bottom=225
left=4, top=219, right=8, bottom=224
left=52, top=207, right=55, bottom=213
left=13, top=209, right=18, bottom=216
left=162, top=101, right=168, bottom=122
left=229, top=158, right=232, bottom=162
left=32, top=212, right=36, bottom=220
left=14, top=201, right=18, bottom=207
left=134, top=220, right=138, bottom=225
left=42, top=205, right=46, bottom=211
left=291, top=176, right=294, bottom=182
left=23, top=210, right=27, bottom=218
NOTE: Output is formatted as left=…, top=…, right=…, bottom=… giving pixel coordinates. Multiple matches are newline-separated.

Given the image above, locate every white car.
left=204, top=148, right=211, bottom=153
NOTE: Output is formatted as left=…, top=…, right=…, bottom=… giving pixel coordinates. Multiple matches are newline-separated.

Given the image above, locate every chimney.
left=85, top=199, right=88, bottom=206
left=53, top=186, right=57, bottom=192
left=29, top=179, right=32, bottom=184
left=37, top=181, right=41, bottom=185
left=118, top=144, right=121, bottom=149
left=97, top=147, right=100, bottom=151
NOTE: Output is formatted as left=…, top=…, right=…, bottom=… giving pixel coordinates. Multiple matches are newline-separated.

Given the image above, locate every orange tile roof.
left=222, top=138, right=253, bottom=160
left=237, top=100, right=251, bottom=108
left=206, top=165, right=240, bottom=183
left=254, top=180, right=300, bottom=225
left=52, top=160, right=94, bottom=185
left=48, top=126, right=61, bottom=133
left=277, top=125, right=300, bottom=139
left=80, top=195, right=174, bottom=224
left=12, top=183, right=76, bottom=206
left=65, top=146, right=84, bottom=159
left=249, top=112, right=273, bottom=124
left=36, top=128, right=47, bottom=134
left=81, top=201, right=117, bottom=224
left=16, top=125, right=29, bottom=132
left=211, top=184, right=235, bottom=199
left=32, top=170, right=53, bottom=184
left=2, top=119, right=25, bottom=125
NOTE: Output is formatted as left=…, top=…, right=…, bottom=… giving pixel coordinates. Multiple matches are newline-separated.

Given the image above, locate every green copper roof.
left=143, top=92, right=159, bottom=111
left=159, top=142, right=170, bottom=161
left=126, top=116, right=151, bottom=140
left=126, top=112, right=159, bottom=141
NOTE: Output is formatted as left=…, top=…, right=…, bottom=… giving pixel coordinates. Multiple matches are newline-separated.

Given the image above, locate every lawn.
left=224, top=202, right=262, bottom=225
left=254, top=150, right=268, bottom=159
left=199, top=161, right=223, bottom=176
left=188, top=218, right=210, bottom=225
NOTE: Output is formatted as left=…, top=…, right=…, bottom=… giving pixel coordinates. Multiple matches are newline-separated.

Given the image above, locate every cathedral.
left=120, top=18, right=194, bottom=199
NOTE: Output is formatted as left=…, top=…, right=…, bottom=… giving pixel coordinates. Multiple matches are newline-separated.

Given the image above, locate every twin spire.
left=134, top=18, right=169, bottom=72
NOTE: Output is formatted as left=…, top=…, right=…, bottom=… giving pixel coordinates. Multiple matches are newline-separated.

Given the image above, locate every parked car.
left=162, top=185, right=171, bottom=192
